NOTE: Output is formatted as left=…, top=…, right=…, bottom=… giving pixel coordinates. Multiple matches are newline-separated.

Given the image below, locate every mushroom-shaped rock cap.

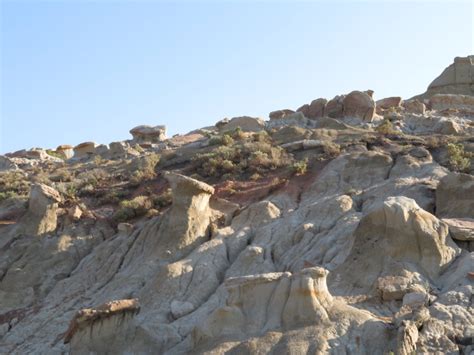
left=64, top=298, right=140, bottom=344
left=130, top=125, right=166, bottom=136
left=74, top=142, right=96, bottom=150
left=164, top=171, right=214, bottom=195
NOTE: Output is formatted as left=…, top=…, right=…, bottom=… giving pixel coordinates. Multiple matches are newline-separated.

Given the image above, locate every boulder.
left=108, top=142, right=139, bottom=159
left=403, top=100, right=426, bottom=115
left=219, top=116, right=265, bottom=132
left=325, top=95, right=345, bottom=118
left=55, top=145, right=74, bottom=159
left=265, top=112, right=308, bottom=129
left=269, top=109, right=295, bottom=120
left=342, top=90, right=376, bottom=122
left=129, top=125, right=167, bottom=143
left=376, top=96, right=403, bottom=111
left=297, top=98, right=327, bottom=119
left=19, top=184, right=62, bottom=236
left=442, top=218, right=474, bottom=241
left=94, top=144, right=109, bottom=156
left=436, top=172, right=474, bottom=218
left=73, top=142, right=96, bottom=158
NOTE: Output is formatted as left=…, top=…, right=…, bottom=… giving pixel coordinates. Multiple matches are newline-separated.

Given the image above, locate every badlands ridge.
left=0, top=56, right=473, bottom=354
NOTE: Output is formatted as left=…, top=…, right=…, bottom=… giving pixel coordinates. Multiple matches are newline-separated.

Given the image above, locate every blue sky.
left=1, top=1, right=473, bottom=153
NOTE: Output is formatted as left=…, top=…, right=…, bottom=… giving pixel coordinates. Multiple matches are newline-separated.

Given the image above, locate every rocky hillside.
left=0, top=56, right=473, bottom=354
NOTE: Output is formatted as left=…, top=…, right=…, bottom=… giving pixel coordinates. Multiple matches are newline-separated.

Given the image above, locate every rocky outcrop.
left=65, top=299, right=140, bottom=352
left=19, top=184, right=61, bottom=236
left=130, top=125, right=167, bottom=143
left=342, top=90, right=376, bottom=122
left=139, top=172, right=215, bottom=260
left=418, top=55, right=474, bottom=98
left=0, top=155, right=18, bottom=171
left=442, top=218, right=474, bottom=241
left=330, top=196, right=460, bottom=294
left=218, top=116, right=265, bottom=132
left=403, top=99, right=426, bottom=114
left=55, top=145, right=74, bottom=159
left=429, top=93, right=474, bottom=112
left=296, top=98, right=327, bottom=119
left=325, top=95, right=345, bottom=118
left=436, top=172, right=474, bottom=218
left=269, top=109, right=295, bottom=120
left=73, top=142, right=96, bottom=158
left=377, top=96, right=402, bottom=111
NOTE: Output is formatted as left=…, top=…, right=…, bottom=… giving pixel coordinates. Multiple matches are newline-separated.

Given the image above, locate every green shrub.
left=0, top=191, right=18, bottom=202
left=447, top=143, right=472, bottom=172
left=192, top=139, right=292, bottom=180
left=46, top=149, right=65, bottom=160
left=252, top=130, right=270, bottom=143
left=209, top=134, right=235, bottom=147
left=0, top=171, right=30, bottom=197
left=322, top=142, right=341, bottom=157
left=375, top=119, right=396, bottom=135
left=231, top=127, right=245, bottom=140
left=129, top=153, right=160, bottom=184
left=152, top=189, right=173, bottom=208
left=113, top=195, right=153, bottom=222
left=291, top=158, right=308, bottom=176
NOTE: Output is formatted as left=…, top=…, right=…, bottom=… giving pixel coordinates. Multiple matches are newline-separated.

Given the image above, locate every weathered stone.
left=343, top=90, right=376, bottom=122
left=219, top=116, right=265, bottom=132
left=308, top=98, right=328, bottom=118
left=377, top=96, right=402, bottom=111
left=436, top=172, right=474, bottom=218
left=64, top=299, right=140, bottom=344
left=325, top=95, right=345, bottom=118
left=0, top=155, right=18, bottom=171
left=331, top=196, right=460, bottom=294
left=130, top=125, right=167, bottom=143
left=269, top=109, right=295, bottom=120
left=73, top=142, right=96, bottom=158
left=442, top=218, right=474, bottom=241
left=430, top=94, right=474, bottom=112
left=420, top=55, right=474, bottom=97
left=403, top=99, right=426, bottom=114
left=19, top=184, right=62, bottom=236
left=55, top=145, right=74, bottom=159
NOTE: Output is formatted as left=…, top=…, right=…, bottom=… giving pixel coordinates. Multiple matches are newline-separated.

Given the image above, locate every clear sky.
left=1, top=1, right=473, bottom=154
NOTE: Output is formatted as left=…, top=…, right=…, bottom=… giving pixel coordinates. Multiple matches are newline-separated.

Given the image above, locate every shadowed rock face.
left=19, top=183, right=61, bottom=236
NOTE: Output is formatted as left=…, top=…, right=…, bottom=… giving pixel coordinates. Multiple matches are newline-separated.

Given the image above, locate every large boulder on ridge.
left=219, top=116, right=265, bottom=132
left=343, top=90, right=376, bottom=122
left=130, top=125, right=167, bottom=143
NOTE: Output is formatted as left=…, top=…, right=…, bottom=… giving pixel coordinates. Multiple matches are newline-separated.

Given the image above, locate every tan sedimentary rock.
left=19, top=183, right=62, bottom=236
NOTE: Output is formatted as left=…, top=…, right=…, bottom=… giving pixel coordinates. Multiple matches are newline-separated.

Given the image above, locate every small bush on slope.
left=447, top=143, right=472, bottom=172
